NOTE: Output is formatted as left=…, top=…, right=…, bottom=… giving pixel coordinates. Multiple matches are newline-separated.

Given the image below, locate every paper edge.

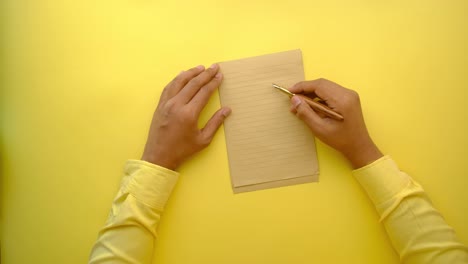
left=218, top=49, right=302, bottom=66
left=233, top=172, right=319, bottom=194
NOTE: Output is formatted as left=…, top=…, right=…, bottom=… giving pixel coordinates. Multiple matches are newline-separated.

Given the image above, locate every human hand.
left=141, top=64, right=231, bottom=170
left=289, top=78, right=382, bottom=168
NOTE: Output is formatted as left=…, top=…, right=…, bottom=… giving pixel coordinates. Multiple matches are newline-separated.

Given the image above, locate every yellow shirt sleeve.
left=88, top=160, right=179, bottom=264
left=90, top=156, right=468, bottom=264
left=353, top=156, right=468, bottom=263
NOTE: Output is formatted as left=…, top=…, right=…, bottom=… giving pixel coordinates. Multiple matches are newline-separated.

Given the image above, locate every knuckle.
left=295, top=80, right=307, bottom=88
left=188, top=77, right=202, bottom=87
left=160, top=86, right=169, bottom=97
left=201, top=82, right=216, bottom=94
left=198, top=86, right=208, bottom=94
left=350, top=90, right=360, bottom=101
left=205, top=67, right=216, bottom=75
left=173, top=74, right=189, bottom=87
left=181, top=108, right=197, bottom=122
left=162, top=85, right=170, bottom=93
left=161, top=101, right=178, bottom=118
left=344, top=90, right=360, bottom=105
left=163, top=99, right=177, bottom=111
left=211, top=74, right=222, bottom=83
left=316, top=78, right=328, bottom=85
left=295, top=107, right=307, bottom=118
left=183, top=67, right=200, bottom=78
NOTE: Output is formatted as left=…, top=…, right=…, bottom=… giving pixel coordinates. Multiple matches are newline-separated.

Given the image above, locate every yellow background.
left=1, top=0, right=467, bottom=263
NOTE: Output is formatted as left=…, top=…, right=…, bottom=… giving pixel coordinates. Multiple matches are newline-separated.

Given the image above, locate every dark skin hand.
left=141, top=64, right=231, bottom=170
left=142, top=67, right=381, bottom=170
left=289, top=78, right=383, bottom=168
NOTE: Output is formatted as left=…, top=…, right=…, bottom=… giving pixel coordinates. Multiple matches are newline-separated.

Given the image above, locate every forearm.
left=353, top=156, right=468, bottom=263
left=89, top=160, right=179, bottom=264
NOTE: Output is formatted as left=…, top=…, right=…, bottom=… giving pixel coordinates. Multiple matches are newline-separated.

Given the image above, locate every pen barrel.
left=296, top=94, right=344, bottom=121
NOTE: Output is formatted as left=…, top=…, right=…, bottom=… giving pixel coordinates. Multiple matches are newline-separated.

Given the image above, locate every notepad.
left=218, top=49, right=319, bottom=193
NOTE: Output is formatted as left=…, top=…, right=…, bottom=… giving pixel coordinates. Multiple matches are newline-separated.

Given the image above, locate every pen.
left=272, top=83, right=344, bottom=121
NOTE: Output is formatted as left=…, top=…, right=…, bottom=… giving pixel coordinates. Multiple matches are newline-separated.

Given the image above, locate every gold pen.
left=272, top=83, right=344, bottom=121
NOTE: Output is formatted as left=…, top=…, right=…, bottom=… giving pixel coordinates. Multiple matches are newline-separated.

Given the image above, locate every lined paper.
left=218, top=50, right=319, bottom=193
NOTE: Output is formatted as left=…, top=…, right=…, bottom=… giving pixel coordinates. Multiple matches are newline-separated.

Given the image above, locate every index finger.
left=289, top=78, right=344, bottom=101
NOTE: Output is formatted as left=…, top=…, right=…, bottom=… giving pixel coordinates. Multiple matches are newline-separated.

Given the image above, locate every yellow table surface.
left=2, top=1, right=468, bottom=263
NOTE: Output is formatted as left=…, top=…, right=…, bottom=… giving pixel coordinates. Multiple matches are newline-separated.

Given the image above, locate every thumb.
left=291, top=95, right=324, bottom=133
left=201, top=107, right=231, bottom=144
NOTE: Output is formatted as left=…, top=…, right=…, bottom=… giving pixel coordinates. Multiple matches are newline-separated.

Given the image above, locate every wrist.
left=141, top=149, right=178, bottom=171
left=342, top=137, right=383, bottom=169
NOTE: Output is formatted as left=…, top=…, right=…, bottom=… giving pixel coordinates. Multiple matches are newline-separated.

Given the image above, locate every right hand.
left=289, top=78, right=383, bottom=169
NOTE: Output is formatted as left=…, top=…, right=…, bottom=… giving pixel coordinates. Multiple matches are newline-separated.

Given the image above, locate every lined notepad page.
left=219, top=50, right=319, bottom=193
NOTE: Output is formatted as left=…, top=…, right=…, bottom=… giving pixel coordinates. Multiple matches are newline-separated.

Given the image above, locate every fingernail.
left=222, top=108, right=232, bottom=117
left=292, top=96, right=302, bottom=108
left=209, top=63, right=218, bottom=69
left=196, top=65, right=205, bottom=70
left=215, top=72, right=223, bottom=79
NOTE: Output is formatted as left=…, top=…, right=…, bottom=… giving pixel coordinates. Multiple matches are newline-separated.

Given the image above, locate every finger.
left=290, top=99, right=327, bottom=117
left=162, top=65, right=205, bottom=100
left=189, top=72, right=223, bottom=115
left=289, top=78, right=342, bottom=101
left=291, top=95, right=325, bottom=135
left=316, top=111, right=328, bottom=119
left=200, top=107, right=231, bottom=146
left=290, top=104, right=297, bottom=113
left=177, top=64, right=220, bottom=104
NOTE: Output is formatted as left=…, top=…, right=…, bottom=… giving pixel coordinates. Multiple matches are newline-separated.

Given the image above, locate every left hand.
left=141, top=64, right=231, bottom=170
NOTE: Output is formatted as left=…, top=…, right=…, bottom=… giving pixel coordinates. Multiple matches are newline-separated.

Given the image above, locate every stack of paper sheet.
left=218, top=49, right=319, bottom=193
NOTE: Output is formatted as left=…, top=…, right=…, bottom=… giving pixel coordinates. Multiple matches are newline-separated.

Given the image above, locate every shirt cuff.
left=352, top=155, right=411, bottom=206
left=124, top=159, right=179, bottom=211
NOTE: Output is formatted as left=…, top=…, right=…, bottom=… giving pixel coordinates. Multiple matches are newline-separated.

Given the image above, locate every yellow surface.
left=1, top=0, right=467, bottom=263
